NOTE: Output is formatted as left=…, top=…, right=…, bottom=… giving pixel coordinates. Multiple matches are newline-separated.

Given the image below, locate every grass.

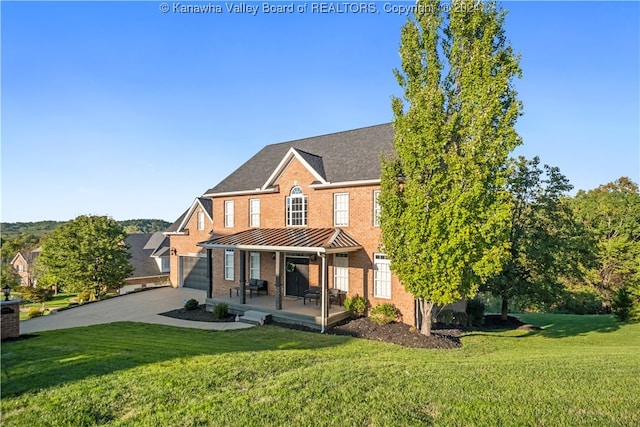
left=17, top=293, right=77, bottom=320
left=2, top=314, right=639, bottom=426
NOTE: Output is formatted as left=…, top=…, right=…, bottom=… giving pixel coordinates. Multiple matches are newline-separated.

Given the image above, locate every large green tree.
left=1, top=262, right=22, bottom=289
left=380, top=0, right=522, bottom=335
left=39, top=215, right=133, bottom=298
left=482, top=156, right=592, bottom=319
left=571, top=177, right=640, bottom=310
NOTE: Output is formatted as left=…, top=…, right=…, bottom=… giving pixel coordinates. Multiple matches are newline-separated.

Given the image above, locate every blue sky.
left=2, top=1, right=638, bottom=223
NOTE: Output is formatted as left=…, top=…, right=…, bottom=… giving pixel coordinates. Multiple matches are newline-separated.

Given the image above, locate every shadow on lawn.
left=464, top=314, right=622, bottom=340
left=0, top=321, right=347, bottom=398
left=517, top=313, right=621, bottom=338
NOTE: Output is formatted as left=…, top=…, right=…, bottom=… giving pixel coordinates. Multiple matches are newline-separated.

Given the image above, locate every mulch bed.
left=159, top=305, right=236, bottom=322
left=159, top=306, right=538, bottom=349
left=328, top=317, right=463, bottom=349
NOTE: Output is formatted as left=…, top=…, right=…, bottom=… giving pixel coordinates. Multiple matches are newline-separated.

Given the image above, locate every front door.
left=285, top=257, right=309, bottom=297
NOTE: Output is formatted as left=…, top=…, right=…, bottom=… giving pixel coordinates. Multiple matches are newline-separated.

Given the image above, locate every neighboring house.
left=122, top=232, right=171, bottom=293
left=10, top=247, right=41, bottom=287
left=167, top=123, right=464, bottom=329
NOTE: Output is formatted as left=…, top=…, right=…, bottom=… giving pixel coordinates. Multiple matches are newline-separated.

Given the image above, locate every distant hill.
left=118, top=219, right=172, bottom=234
left=1, top=219, right=171, bottom=237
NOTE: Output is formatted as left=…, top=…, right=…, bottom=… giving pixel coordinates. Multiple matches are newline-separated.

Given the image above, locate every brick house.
left=10, top=248, right=41, bottom=287
left=166, top=123, right=462, bottom=330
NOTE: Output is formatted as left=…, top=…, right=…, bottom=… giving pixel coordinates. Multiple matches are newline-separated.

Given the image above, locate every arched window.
left=286, top=186, right=307, bottom=226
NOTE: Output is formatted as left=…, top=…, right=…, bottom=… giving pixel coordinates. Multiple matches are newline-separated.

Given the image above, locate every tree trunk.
left=419, top=299, right=435, bottom=336
left=501, top=297, right=509, bottom=321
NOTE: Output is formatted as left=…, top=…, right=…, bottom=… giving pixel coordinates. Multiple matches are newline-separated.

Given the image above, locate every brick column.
left=1, top=299, right=21, bottom=340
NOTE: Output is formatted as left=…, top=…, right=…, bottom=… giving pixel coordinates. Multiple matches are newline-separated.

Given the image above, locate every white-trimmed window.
left=224, top=201, right=234, bottom=228
left=249, top=199, right=260, bottom=227
left=17, top=264, right=24, bottom=272
left=197, top=211, right=205, bottom=230
left=224, top=250, right=234, bottom=280
left=161, top=257, right=170, bottom=273
left=373, top=190, right=381, bottom=227
left=373, top=253, right=391, bottom=299
left=334, top=193, right=349, bottom=226
left=286, top=186, right=307, bottom=226
left=250, top=252, right=260, bottom=279
left=334, top=253, right=349, bottom=292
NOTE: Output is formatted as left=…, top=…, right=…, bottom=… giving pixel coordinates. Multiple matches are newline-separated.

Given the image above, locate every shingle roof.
left=197, top=197, right=213, bottom=218
left=165, top=210, right=188, bottom=234
left=144, top=232, right=167, bottom=251
left=198, top=228, right=362, bottom=253
left=295, top=149, right=327, bottom=181
left=205, top=123, right=394, bottom=195
left=125, top=234, right=167, bottom=278
left=11, top=248, right=41, bottom=266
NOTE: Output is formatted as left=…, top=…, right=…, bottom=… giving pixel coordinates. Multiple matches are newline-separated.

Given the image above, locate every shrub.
left=612, top=288, right=634, bottom=322
left=552, top=290, right=604, bottom=315
left=369, top=303, right=398, bottom=325
left=213, top=303, right=228, bottom=319
left=23, top=287, right=54, bottom=304
left=436, top=309, right=454, bottom=325
left=344, top=294, right=367, bottom=317
left=466, top=298, right=485, bottom=327
left=26, top=307, right=43, bottom=319
left=184, top=299, right=199, bottom=311
left=453, top=311, right=469, bottom=327
left=77, top=291, right=92, bottom=304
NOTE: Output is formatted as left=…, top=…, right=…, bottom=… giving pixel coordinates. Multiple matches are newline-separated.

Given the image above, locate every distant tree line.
left=1, top=218, right=170, bottom=238
left=0, top=218, right=171, bottom=293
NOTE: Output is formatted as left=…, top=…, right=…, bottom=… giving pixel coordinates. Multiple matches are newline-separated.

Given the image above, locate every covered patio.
left=209, top=292, right=351, bottom=330
left=198, top=228, right=361, bottom=332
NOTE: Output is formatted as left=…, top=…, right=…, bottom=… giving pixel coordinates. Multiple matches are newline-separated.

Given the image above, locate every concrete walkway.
left=20, top=287, right=254, bottom=334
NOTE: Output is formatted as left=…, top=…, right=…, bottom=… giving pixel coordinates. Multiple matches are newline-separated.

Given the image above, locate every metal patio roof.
left=197, top=228, right=362, bottom=254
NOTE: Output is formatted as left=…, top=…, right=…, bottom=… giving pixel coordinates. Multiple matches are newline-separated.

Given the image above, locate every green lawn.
left=17, top=293, right=77, bottom=320
left=2, top=314, right=639, bottom=426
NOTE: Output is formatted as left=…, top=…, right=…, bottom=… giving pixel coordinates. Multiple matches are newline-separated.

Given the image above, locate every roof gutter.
left=202, top=187, right=280, bottom=198
left=309, top=179, right=380, bottom=189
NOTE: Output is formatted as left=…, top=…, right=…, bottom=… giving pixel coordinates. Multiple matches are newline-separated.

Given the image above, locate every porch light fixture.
left=3, top=284, right=11, bottom=301
left=170, top=248, right=177, bottom=256
left=309, top=254, right=317, bottom=262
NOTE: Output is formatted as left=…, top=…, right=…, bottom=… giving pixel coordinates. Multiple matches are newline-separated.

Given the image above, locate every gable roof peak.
left=206, top=123, right=394, bottom=195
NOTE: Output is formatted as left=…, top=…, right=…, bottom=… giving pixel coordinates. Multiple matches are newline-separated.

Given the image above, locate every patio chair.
left=329, top=288, right=344, bottom=307
left=303, top=287, right=321, bottom=306
left=248, top=279, right=267, bottom=298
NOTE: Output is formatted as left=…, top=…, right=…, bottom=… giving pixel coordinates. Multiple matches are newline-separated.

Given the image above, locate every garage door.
left=180, top=256, right=209, bottom=291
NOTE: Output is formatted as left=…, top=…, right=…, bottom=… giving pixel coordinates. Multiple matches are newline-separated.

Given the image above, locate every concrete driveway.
left=20, top=287, right=253, bottom=334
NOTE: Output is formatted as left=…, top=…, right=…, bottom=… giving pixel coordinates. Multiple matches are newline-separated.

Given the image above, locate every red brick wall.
left=1, top=300, right=21, bottom=340
left=171, top=157, right=418, bottom=326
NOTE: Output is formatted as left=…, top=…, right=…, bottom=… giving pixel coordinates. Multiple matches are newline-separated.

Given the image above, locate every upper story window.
left=373, top=190, right=381, bottom=227
left=197, top=211, right=205, bottom=230
left=249, top=199, right=260, bottom=227
left=224, top=200, right=234, bottom=228
left=286, top=186, right=307, bottom=226
left=17, top=264, right=25, bottom=272
left=334, top=193, right=349, bottom=226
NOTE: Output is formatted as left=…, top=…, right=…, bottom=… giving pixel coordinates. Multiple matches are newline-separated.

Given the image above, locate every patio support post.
left=240, top=250, right=246, bottom=304
left=206, top=249, right=213, bottom=299
left=320, top=252, right=327, bottom=333
left=275, top=251, right=282, bottom=310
